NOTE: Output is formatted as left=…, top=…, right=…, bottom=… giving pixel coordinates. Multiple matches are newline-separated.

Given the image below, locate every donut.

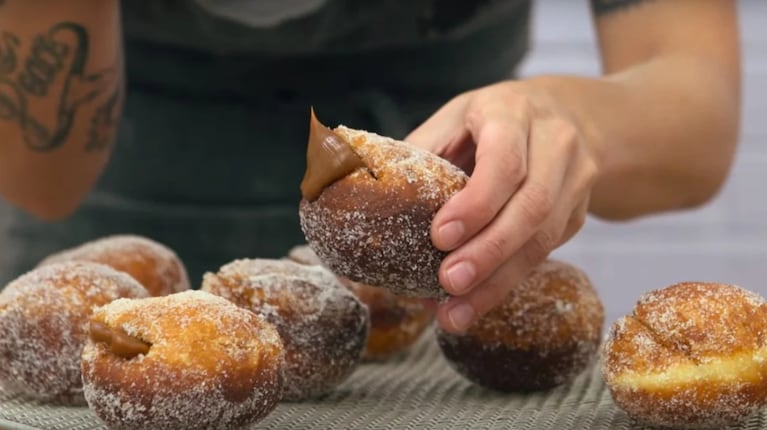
left=298, top=109, right=468, bottom=298
left=81, top=290, right=284, bottom=430
left=436, top=259, right=604, bottom=392
left=0, top=262, right=150, bottom=404
left=201, top=258, right=369, bottom=400
left=287, top=244, right=434, bottom=361
left=601, top=282, right=767, bottom=429
left=39, top=234, right=190, bottom=297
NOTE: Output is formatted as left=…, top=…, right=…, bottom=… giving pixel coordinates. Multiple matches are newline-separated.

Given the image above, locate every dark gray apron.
left=0, top=1, right=531, bottom=287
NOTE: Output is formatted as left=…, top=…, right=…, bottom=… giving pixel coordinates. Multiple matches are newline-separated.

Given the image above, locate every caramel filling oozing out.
left=300, top=108, right=366, bottom=201
left=89, top=321, right=150, bottom=359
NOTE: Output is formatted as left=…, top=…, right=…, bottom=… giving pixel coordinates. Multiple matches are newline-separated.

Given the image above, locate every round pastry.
left=287, top=244, right=434, bottom=361
left=298, top=110, right=468, bottom=298
left=602, top=282, right=767, bottom=429
left=39, top=234, right=190, bottom=297
left=81, top=290, right=284, bottom=430
left=0, top=262, right=150, bottom=404
left=201, top=258, right=369, bottom=401
left=437, top=259, right=604, bottom=392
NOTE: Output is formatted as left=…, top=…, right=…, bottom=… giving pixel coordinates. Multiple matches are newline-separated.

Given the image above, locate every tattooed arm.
left=0, top=0, right=123, bottom=220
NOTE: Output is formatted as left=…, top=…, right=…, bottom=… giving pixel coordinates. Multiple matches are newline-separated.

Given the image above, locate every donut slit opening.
left=630, top=315, right=701, bottom=365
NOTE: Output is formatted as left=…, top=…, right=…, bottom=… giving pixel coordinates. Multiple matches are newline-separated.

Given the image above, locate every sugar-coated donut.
left=287, top=244, right=434, bottom=361
left=437, top=259, right=604, bottom=392
left=602, top=282, right=767, bottom=429
left=81, top=290, right=284, bottom=430
left=0, top=262, right=149, bottom=404
left=298, top=112, right=468, bottom=298
left=39, top=234, right=190, bottom=297
left=201, top=258, right=369, bottom=400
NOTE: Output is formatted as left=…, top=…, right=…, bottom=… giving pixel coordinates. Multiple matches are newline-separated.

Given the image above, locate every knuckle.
left=482, top=234, right=510, bottom=265
left=524, top=232, right=554, bottom=266
left=570, top=210, right=587, bottom=232
left=520, top=183, right=554, bottom=225
left=552, top=119, right=579, bottom=152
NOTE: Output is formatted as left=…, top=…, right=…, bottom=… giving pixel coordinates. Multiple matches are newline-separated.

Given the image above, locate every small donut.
left=201, top=258, right=369, bottom=400
left=287, top=244, right=434, bottom=361
left=81, top=290, right=284, bottom=430
left=602, top=282, right=767, bottom=429
left=0, top=262, right=149, bottom=404
left=298, top=111, right=468, bottom=298
left=437, top=259, right=604, bottom=392
left=39, top=234, right=190, bottom=297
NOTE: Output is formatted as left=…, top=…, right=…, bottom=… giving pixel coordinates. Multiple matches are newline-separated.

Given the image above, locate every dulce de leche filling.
left=89, top=321, right=151, bottom=359
left=300, top=108, right=366, bottom=201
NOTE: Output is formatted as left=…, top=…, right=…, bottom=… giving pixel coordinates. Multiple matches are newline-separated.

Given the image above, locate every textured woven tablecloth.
left=1, top=330, right=766, bottom=430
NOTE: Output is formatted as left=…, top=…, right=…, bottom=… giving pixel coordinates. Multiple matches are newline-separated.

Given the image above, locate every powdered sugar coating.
left=299, top=126, right=468, bottom=298
left=201, top=258, right=369, bottom=401
left=81, top=290, right=285, bottom=430
left=287, top=244, right=434, bottom=361
left=0, top=261, right=149, bottom=404
left=39, top=234, right=190, bottom=297
left=601, top=282, right=767, bottom=429
left=437, top=259, right=604, bottom=391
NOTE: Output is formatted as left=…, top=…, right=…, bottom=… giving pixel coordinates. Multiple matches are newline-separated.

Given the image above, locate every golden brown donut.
left=0, top=262, right=149, bottom=404
left=298, top=112, right=468, bottom=298
left=81, top=290, right=284, bottom=430
left=437, top=259, right=604, bottom=391
left=201, top=258, right=369, bottom=400
left=287, top=244, right=434, bottom=361
left=39, top=234, right=190, bottom=297
left=602, top=282, right=767, bottom=429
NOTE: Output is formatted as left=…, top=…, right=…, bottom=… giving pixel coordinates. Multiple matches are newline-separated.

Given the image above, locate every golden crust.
left=201, top=258, right=368, bottom=401
left=39, top=235, right=190, bottom=297
left=347, top=281, right=434, bottom=360
left=438, top=259, right=604, bottom=391
left=286, top=244, right=434, bottom=360
left=81, top=290, right=284, bottom=430
left=299, top=126, right=468, bottom=298
left=602, top=282, right=767, bottom=429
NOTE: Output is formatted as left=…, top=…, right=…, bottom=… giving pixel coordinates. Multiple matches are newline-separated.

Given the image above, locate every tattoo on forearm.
left=85, top=83, right=121, bottom=152
left=0, top=22, right=119, bottom=152
left=590, top=0, right=655, bottom=15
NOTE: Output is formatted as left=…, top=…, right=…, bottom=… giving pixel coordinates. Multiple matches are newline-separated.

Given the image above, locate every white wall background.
left=518, top=1, right=767, bottom=326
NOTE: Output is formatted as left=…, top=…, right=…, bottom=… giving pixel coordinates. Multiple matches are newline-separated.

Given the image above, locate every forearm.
left=526, top=53, right=740, bottom=220
left=0, top=0, right=123, bottom=220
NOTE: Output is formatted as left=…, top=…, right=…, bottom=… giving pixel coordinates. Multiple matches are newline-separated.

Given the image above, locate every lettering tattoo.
left=0, top=22, right=119, bottom=152
left=590, top=0, right=655, bottom=15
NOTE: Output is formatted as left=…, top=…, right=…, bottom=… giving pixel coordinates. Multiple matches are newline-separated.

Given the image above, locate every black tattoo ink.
left=590, top=0, right=655, bottom=15
left=0, top=22, right=118, bottom=152
left=18, top=34, right=69, bottom=97
left=85, top=83, right=121, bottom=152
left=0, top=32, right=19, bottom=75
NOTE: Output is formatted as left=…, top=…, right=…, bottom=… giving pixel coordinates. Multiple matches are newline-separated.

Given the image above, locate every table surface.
left=1, top=330, right=766, bottom=430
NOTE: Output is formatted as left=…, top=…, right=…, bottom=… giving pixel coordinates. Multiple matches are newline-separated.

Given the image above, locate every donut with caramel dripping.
left=81, top=290, right=284, bottom=430
left=299, top=111, right=468, bottom=298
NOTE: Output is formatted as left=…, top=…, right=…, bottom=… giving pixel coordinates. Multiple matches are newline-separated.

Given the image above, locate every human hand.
left=406, top=80, right=600, bottom=334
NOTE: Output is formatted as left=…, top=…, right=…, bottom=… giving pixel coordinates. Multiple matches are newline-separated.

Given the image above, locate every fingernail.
left=438, top=221, right=464, bottom=249
left=446, top=261, right=475, bottom=293
left=448, top=303, right=475, bottom=332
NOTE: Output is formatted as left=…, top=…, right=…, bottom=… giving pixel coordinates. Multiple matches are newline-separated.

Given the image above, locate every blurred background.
left=523, top=1, right=767, bottom=327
